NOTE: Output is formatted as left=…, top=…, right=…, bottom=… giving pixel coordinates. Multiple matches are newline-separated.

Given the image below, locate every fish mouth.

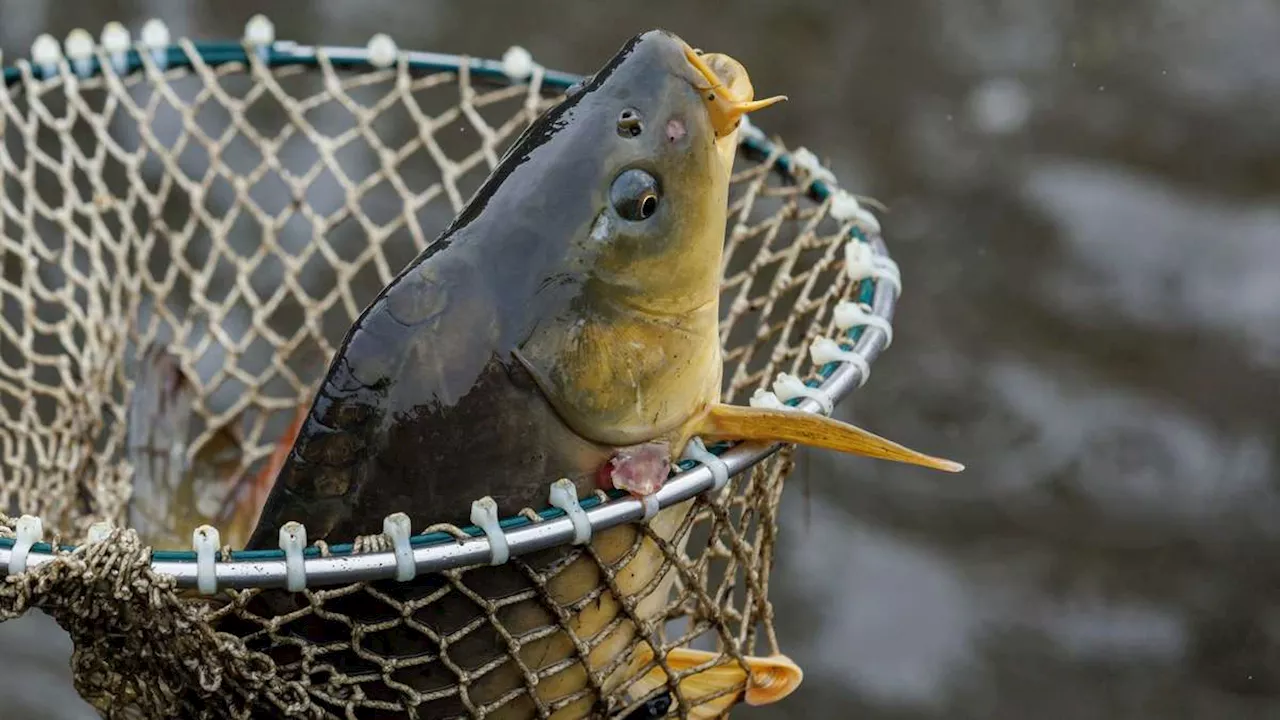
left=682, top=44, right=786, bottom=138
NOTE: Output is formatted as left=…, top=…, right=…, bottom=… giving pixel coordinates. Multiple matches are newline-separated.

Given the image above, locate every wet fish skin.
left=245, top=29, right=742, bottom=548
left=231, top=29, right=785, bottom=719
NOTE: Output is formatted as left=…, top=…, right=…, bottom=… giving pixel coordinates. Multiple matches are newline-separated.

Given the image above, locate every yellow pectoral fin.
left=695, top=403, right=964, bottom=473
left=630, top=645, right=804, bottom=717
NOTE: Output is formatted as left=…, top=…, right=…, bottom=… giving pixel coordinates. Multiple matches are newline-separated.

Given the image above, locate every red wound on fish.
left=597, top=441, right=672, bottom=496
left=666, top=118, right=686, bottom=142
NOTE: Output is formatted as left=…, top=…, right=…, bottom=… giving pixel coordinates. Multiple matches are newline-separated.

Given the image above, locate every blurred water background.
left=0, top=0, right=1277, bottom=718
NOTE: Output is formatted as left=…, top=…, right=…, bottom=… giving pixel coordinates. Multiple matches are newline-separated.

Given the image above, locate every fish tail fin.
left=220, top=404, right=307, bottom=547
left=125, top=345, right=198, bottom=548
left=694, top=403, right=964, bottom=473
left=629, top=644, right=803, bottom=717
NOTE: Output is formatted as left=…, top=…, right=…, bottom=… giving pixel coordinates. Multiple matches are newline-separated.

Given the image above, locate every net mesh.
left=0, top=39, right=882, bottom=719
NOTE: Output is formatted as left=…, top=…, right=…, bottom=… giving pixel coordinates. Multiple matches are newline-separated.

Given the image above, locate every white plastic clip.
left=772, top=372, right=834, bottom=415
left=140, top=19, right=170, bottom=69
left=548, top=479, right=592, bottom=545
left=101, top=22, right=130, bottom=74
left=279, top=521, right=308, bottom=591
left=243, top=14, right=275, bottom=61
left=64, top=29, right=95, bottom=78
left=86, top=521, right=113, bottom=544
left=7, top=515, right=43, bottom=575
left=502, top=45, right=535, bottom=81
left=809, top=337, right=872, bottom=387
left=829, top=189, right=882, bottom=235
left=790, top=147, right=838, bottom=187
left=470, top=497, right=509, bottom=566
left=834, top=300, right=895, bottom=348
left=192, top=525, right=220, bottom=596
left=749, top=387, right=789, bottom=411
left=639, top=494, right=661, bottom=521
left=682, top=437, right=730, bottom=493
left=367, top=33, right=398, bottom=69
left=382, top=512, right=415, bottom=581
left=845, top=240, right=902, bottom=297
left=31, top=34, right=61, bottom=77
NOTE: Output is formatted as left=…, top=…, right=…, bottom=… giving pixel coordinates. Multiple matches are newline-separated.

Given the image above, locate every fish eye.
left=610, top=168, right=661, bottom=222
left=617, top=108, right=643, bottom=138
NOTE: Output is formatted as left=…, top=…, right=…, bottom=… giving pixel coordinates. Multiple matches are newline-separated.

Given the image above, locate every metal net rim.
left=0, top=32, right=895, bottom=590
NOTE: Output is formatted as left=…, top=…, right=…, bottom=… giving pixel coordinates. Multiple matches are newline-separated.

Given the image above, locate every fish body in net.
left=238, top=30, right=742, bottom=718
left=243, top=29, right=759, bottom=551
left=231, top=29, right=956, bottom=719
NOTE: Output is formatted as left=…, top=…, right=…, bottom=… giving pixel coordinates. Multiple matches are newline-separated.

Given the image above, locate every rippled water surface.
left=1, top=1, right=1277, bottom=718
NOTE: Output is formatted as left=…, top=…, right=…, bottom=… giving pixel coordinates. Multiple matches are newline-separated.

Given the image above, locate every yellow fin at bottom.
left=695, top=403, right=964, bottom=473
left=628, top=643, right=803, bottom=717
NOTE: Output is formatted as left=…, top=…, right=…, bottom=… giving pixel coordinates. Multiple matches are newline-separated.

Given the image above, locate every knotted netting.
left=0, top=21, right=900, bottom=720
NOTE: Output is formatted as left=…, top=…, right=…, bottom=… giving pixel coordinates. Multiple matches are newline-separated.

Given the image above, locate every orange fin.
left=220, top=404, right=308, bottom=547
left=629, top=644, right=803, bottom=717
left=694, top=403, right=964, bottom=473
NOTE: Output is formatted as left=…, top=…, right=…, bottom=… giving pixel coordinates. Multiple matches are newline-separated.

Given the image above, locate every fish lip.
left=681, top=43, right=743, bottom=101
left=678, top=42, right=785, bottom=139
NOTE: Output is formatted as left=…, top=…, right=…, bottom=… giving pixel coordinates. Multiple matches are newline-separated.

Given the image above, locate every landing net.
left=0, top=21, right=898, bottom=719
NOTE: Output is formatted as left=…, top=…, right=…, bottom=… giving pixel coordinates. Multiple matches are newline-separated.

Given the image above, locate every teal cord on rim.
left=0, top=36, right=882, bottom=567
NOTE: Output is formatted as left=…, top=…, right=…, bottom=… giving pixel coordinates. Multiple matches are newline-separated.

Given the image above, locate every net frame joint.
left=830, top=189, right=882, bottom=235
left=86, top=521, right=114, bottom=544
left=6, top=515, right=43, bottom=575
left=100, top=22, right=131, bottom=74
left=139, top=19, right=170, bottom=69
left=809, top=337, right=872, bottom=387
left=470, top=498, right=509, bottom=566
left=773, top=372, right=834, bottom=416
left=749, top=388, right=790, bottom=411
left=383, top=513, right=415, bottom=581
left=192, top=525, right=220, bottom=595
left=846, top=239, right=901, bottom=297
left=682, top=437, right=730, bottom=494
left=548, top=479, right=592, bottom=545
left=834, top=300, right=894, bottom=349
left=279, top=521, right=308, bottom=591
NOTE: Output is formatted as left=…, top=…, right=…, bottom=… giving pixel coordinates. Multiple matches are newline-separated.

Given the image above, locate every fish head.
left=559, top=29, right=785, bottom=317
left=514, top=30, right=787, bottom=447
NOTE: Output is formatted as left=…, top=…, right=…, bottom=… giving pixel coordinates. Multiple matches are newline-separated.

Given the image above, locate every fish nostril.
left=617, top=108, right=643, bottom=138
